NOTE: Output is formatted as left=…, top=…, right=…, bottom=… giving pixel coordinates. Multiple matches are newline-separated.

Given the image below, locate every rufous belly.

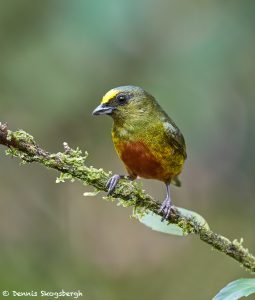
left=116, top=141, right=175, bottom=182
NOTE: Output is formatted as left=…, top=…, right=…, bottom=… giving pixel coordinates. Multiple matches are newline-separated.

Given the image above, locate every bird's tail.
left=172, top=176, right=181, bottom=187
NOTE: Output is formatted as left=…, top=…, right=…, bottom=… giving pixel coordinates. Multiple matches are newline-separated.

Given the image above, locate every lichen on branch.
left=0, top=122, right=255, bottom=273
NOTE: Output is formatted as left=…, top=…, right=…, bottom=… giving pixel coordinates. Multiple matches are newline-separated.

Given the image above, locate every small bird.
left=92, top=86, right=187, bottom=220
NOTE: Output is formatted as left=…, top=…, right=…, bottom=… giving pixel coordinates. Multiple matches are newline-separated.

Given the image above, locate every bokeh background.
left=0, top=1, right=255, bottom=299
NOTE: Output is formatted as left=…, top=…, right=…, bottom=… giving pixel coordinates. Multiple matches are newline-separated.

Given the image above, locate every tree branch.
left=0, top=122, right=255, bottom=273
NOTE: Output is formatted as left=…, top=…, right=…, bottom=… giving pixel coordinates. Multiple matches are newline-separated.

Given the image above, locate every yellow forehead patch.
left=101, top=89, right=119, bottom=104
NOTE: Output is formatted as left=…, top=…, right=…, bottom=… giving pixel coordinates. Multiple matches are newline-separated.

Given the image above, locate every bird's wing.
left=163, top=119, right=187, bottom=159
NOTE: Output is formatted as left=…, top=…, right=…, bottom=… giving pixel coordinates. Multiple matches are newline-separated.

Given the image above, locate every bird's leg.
left=106, top=174, right=134, bottom=195
left=158, top=183, right=172, bottom=221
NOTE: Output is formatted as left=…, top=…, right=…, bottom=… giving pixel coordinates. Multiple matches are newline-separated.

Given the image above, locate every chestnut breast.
left=116, top=141, right=170, bottom=181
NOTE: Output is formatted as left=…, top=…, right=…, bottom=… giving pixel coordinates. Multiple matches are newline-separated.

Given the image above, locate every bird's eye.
left=116, top=94, right=128, bottom=105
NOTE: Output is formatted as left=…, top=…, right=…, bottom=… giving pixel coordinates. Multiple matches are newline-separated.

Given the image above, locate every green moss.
left=5, top=148, right=20, bottom=157
left=177, top=219, right=195, bottom=235
left=132, top=206, right=148, bottom=219
left=55, top=147, right=88, bottom=167
left=56, top=172, right=75, bottom=183
left=233, top=238, right=244, bottom=248
left=10, top=130, right=35, bottom=144
left=83, top=189, right=100, bottom=197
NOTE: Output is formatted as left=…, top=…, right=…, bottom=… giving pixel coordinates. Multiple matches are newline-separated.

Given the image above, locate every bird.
left=92, top=86, right=187, bottom=220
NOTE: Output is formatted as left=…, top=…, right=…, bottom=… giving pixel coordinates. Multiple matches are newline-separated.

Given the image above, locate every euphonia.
left=92, top=86, right=186, bottom=220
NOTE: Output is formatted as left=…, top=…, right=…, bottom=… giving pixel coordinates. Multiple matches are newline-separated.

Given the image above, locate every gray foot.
left=106, top=174, right=123, bottom=195
left=158, top=183, right=171, bottom=221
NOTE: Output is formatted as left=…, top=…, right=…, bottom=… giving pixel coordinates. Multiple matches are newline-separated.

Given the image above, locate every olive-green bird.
left=92, top=86, right=187, bottom=220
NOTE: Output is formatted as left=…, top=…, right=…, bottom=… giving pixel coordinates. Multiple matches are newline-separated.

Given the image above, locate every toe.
left=158, top=202, right=172, bottom=221
left=106, top=175, right=120, bottom=195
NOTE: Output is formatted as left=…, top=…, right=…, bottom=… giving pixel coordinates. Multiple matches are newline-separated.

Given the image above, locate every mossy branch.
left=0, top=122, right=255, bottom=273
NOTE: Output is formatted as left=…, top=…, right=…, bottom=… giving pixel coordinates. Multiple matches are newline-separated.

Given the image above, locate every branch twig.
left=0, top=122, right=255, bottom=273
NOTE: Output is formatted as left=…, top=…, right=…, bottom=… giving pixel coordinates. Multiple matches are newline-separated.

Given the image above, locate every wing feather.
left=163, top=117, right=187, bottom=159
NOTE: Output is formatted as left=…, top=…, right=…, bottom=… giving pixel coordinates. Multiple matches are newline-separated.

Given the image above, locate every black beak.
left=92, top=104, right=114, bottom=116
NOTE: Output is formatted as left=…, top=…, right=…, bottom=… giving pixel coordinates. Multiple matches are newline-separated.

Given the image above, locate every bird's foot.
left=106, top=174, right=135, bottom=195
left=106, top=174, right=124, bottom=195
left=158, top=197, right=172, bottom=221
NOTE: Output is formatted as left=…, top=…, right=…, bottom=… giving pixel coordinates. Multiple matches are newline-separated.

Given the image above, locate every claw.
left=158, top=183, right=172, bottom=221
left=158, top=199, right=172, bottom=221
left=106, top=174, right=122, bottom=195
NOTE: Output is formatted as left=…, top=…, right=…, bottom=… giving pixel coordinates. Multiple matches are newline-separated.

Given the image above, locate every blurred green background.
left=0, top=1, right=255, bottom=299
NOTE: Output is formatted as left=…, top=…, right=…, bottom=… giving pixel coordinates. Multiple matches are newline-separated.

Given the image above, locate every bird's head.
left=92, top=86, right=156, bottom=121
